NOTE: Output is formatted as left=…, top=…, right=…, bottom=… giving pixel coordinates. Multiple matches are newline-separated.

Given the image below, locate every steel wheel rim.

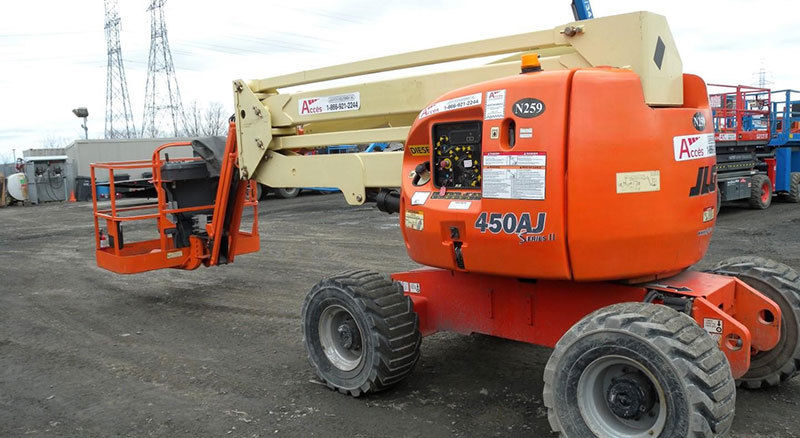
left=318, top=304, right=364, bottom=371
left=577, top=355, right=667, bottom=438
left=761, top=182, right=770, bottom=203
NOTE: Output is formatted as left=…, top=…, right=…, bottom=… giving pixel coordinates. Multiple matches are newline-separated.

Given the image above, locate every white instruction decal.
left=411, top=191, right=430, bottom=206
left=673, top=133, right=715, bottom=161
left=703, top=317, right=723, bottom=341
left=482, top=152, right=547, bottom=200
left=299, top=92, right=360, bottom=115
left=419, top=93, right=482, bottom=119
left=484, top=89, right=506, bottom=120
left=448, top=201, right=471, bottom=210
left=519, top=127, right=533, bottom=138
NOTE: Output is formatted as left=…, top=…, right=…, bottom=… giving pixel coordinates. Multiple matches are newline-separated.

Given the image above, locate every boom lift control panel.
left=432, top=122, right=482, bottom=188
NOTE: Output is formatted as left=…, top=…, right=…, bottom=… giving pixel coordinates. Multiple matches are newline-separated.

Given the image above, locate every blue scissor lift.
left=767, top=90, right=800, bottom=201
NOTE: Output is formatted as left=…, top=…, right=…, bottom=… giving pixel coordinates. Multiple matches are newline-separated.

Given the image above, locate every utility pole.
left=104, top=0, right=136, bottom=138
left=141, top=0, right=186, bottom=138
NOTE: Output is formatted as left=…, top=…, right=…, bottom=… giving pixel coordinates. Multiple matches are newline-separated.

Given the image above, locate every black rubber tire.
left=748, top=174, right=772, bottom=209
left=779, top=172, right=800, bottom=203
left=255, top=184, right=264, bottom=200
left=275, top=187, right=300, bottom=199
left=543, top=302, right=735, bottom=437
left=711, top=256, right=800, bottom=389
left=301, top=270, right=421, bottom=396
left=716, top=187, right=722, bottom=216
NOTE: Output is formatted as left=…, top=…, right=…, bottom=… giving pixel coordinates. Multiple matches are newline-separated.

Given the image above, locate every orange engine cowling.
left=400, top=68, right=717, bottom=282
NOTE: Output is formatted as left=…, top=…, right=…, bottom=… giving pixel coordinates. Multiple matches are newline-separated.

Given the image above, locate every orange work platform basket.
left=90, top=127, right=260, bottom=274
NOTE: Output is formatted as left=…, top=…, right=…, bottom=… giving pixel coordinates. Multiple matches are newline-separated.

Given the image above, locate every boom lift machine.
left=90, top=11, right=800, bottom=437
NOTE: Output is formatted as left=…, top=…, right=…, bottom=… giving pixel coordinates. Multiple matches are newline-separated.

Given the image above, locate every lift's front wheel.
left=544, top=302, right=735, bottom=437
left=301, top=270, right=421, bottom=396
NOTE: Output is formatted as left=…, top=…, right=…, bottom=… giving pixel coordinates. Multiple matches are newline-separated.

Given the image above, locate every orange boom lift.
left=90, top=11, right=800, bottom=437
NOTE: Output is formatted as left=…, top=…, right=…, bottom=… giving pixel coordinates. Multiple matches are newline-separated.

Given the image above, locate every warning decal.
left=703, top=317, right=723, bottom=341
left=482, top=152, right=546, bottom=200
left=419, top=93, right=482, bottom=119
left=405, top=210, right=424, bottom=230
left=399, top=281, right=421, bottom=294
left=298, top=92, right=360, bottom=115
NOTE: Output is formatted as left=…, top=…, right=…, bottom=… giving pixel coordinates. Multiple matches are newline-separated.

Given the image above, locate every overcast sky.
left=1, top=0, right=797, bottom=160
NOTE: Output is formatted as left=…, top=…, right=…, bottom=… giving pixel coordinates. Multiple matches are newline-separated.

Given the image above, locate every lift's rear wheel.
left=749, top=174, right=773, bottom=209
left=301, top=270, right=421, bottom=396
left=275, top=187, right=300, bottom=199
left=779, top=172, right=800, bottom=203
left=543, top=302, right=735, bottom=437
left=712, top=256, right=800, bottom=388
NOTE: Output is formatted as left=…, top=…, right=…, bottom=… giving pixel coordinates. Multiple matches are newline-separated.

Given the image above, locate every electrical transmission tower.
left=141, top=0, right=186, bottom=138
left=753, top=59, right=774, bottom=89
left=103, top=0, right=136, bottom=138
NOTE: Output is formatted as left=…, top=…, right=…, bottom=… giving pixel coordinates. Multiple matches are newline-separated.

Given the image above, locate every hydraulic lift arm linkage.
left=234, top=11, right=683, bottom=204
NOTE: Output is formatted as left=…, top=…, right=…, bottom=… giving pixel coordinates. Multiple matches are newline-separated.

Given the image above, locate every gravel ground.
left=1, top=193, right=799, bottom=437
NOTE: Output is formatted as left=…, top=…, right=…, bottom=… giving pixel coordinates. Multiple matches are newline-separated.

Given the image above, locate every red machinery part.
left=391, top=268, right=781, bottom=379
left=765, top=157, right=777, bottom=189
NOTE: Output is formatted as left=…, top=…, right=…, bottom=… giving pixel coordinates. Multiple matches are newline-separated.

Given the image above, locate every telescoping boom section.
left=234, top=11, right=684, bottom=204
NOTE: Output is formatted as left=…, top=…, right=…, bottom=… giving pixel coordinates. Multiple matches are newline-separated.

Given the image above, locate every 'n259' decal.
left=474, top=212, right=546, bottom=235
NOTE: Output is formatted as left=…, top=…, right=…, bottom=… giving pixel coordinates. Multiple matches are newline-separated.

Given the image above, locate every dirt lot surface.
left=1, top=194, right=799, bottom=437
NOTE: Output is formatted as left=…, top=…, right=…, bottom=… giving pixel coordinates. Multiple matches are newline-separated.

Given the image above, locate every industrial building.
left=65, top=137, right=193, bottom=181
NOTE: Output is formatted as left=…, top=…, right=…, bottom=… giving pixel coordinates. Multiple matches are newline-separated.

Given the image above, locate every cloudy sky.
left=1, top=0, right=797, bottom=160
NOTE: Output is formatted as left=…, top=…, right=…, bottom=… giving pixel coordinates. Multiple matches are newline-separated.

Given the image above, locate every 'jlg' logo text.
left=689, top=165, right=717, bottom=197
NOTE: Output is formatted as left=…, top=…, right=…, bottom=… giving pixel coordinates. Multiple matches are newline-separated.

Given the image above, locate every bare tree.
left=184, top=100, right=202, bottom=137
left=41, top=134, right=71, bottom=149
left=203, top=102, right=228, bottom=137
left=184, top=101, right=229, bottom=137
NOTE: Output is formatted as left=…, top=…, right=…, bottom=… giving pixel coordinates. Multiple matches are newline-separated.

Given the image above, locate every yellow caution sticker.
left=616, top=170, right=660, bottom=194
left=404, top=210, right=424, bottom=231
left=408, top=145, right=430, bottom=156
left=702, top=206, right=715, bottom=223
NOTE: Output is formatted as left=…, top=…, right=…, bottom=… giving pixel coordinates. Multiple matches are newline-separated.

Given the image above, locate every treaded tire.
left=749, top=174, right=772, bottom=209
left=275, top=187, right=300, bottom=199
left=543, top=302, right=735, bottom=437
left=711, top=256, right=800, bottom=389
left=779, top=172, right=800, bottom=203
left=301, top=270, right=421, bottom=396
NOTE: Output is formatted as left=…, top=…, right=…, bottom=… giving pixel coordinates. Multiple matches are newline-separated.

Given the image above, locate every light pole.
left=72, top=107, right=89, bottom=139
